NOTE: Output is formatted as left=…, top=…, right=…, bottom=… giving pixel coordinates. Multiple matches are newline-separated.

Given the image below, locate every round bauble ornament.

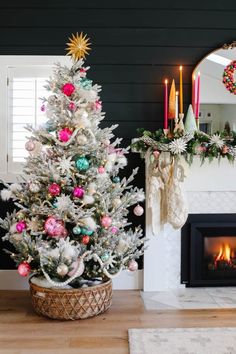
left=110, top=226, right=118, bottom=234
left=73, top=226, right=81, bottom=235
left=57, top=263, right=69, bottom=277
left=40, top=104, right=46, bottom=112
left=98, top=166, right=105, bottom=174
left=93, top=100, right=102, bottom=111
left=68, top=258, right=85, bottom=277
left=61, top=83, right=75, bottom=96
left=45, top=120, right=56, bottom=132
left=18, top=262, right=31, bottom=277
left=112, top=198, right=122, bottom=208
left=113, top=176, right=120, bottom=184
left=117, top=239, right=129, bottom=253
left=80, top=227, right=93, bottom=236
left=79, top=68, right=87, bottom=77
left=73, top=186, right=85, bottom=199
left=48, top=183, right=61, bottom=196
left=133, top=205, right=144, bottom=216
left=101, top=252, right=109, bottom=262
left=25, top=140, right=35, bottom=152
left=58, top=127, right=73, bottom=142
left=77, top=134, right=88, bottom=145
left=101, top=215, right=112, bottom=229
left=16, top=221, right=27, bottom=233
left=87, top=182, right=97, bottom=195
left=29, top=181, right=41, bottom=193
left=81, top=235, right=90, bottom=245
left=128, top=259, right=138, bottom=272
left=75, top=157, right=89, bottom=171
left=44, top=217, right=67, bottom=238
left=68, top=102, right=77, bottom=111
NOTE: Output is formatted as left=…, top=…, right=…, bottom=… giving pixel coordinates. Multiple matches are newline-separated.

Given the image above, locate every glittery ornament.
left=45, top=120, right=56, bottom=132
left=128, top=259, right=138, bottom=272
left=110, top=226, right=118, bottom=234
left=48, top=183, right=61, bottom=196
left=77, top=134, right=88, bottom=145
left=101, top=252, right=109, bottom=262
left=68, top=258, right=85, bottom=277
left=93, top=100, right=102, bottom=111
left=81, top=235, right=90, bottom=245
left=79, top=68, right=87, bottom=77
left=80, top=77, right=92, bottom=90
left=58, top=127, right=73, bottom=142
left=98, top=166, right=105, bottom=174
left=40, top=104, right=46, bottom=112
left=29, top=181, right=41, bottom=193
left=61, top=83, right=75, bottom=96
left=101, top=215, right=112, bottom=228
left=57, top=263, right=69, bottom=276
left=18, top=262, right=31, bottom=277
left=80, top=227, right=93, bottom=236
left=87, top=182, right=97, bottom=195
left=113, top=176, right=120, bottom=183
left=133, top=205, right=144, bottom=216
left=44, top=216, right=67, bottom=238
left=75, top=157, right=89, bottom=171
left=73, top=186, right=85, bottom=198
left=25, top=140, right=35, bottom=152
left=73, top=226, right=81, bottom=235
left=16, top=221, right=27, bottom=233
left=68, top=102, right=77, bottom=111
left=112, top=198, right=122, bottom=208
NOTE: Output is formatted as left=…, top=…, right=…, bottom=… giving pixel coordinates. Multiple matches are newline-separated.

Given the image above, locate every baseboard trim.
left=0, top=269, right=143, bottom=290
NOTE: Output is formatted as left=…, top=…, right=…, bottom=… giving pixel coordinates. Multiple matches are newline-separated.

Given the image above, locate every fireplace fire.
left=206, top=238, right=236, bottom=271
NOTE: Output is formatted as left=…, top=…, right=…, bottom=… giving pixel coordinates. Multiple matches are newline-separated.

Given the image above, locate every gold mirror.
left=193, top=42, right=236, bottom=134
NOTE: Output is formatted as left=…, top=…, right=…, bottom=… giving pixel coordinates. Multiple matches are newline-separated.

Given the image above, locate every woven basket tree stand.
left=29, top=279, right=112, bottom=320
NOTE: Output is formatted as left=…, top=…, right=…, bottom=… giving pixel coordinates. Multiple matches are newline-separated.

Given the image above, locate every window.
left=0, top=56, right=70, bottom=182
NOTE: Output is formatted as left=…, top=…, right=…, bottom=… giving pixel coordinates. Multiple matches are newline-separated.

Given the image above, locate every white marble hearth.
left=141, top=287, right=236, bottom=310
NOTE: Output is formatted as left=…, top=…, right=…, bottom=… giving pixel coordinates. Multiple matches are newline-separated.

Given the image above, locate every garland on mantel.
left=132, top=128, right=236, bottom=165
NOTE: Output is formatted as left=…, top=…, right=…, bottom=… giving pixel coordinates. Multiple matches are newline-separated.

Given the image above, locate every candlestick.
left=195, top=72, right=200, bottom=122
left=179, top=66, right=183, bottom=114
left=192, top=74, right=195, bottom=115
left=164, top=79, right=168, bottom=130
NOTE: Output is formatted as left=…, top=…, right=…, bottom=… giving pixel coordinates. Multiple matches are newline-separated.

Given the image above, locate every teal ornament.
left=80, top=78, right=93, bottom=90
left=101, top=252, right=109, bottom=262
left=73, top=226, right=81, bottom=235
left=75, top=157, right=89, bottom=171
left=113, top=176, right=120, bottom=183
left=52, top=200, right=57, bottom=208
left=45, top=120, right=56, bottom=132
left=81, top=227, right=93, bottom=236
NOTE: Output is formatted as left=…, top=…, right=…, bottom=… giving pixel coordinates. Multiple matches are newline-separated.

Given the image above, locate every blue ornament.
left=80, top=78, right=93, bottom=90
left=52, top=200, right=57, bottom=208
left=73, top=226, right=81, bottom=235
left=101, top=252, right=109, bottom=262
left=81, top=227, right=94, bottom=236
left=75, top=157, right=89, bottom=171
left=113, top=176, right=120, bottom=183
left=45, top=120, right=56, bottom=132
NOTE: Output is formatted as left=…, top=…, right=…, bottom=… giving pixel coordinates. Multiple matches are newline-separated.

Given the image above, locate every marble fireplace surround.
left=144, top=157, right=236, bottom=292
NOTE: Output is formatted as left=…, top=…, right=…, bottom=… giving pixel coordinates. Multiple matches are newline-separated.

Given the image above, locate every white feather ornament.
left=87, top=182, right=97, bottom=195
left=1, top=189, right=12, bottom=201
left=82, top=217, right=97, bottom=231
left=83, top=195, right=95, bottom=205
left=10, top=183, right=22, bottom=192
left=105, top=161, right=114, bottom=172
left=107, top=153, right=117, bottom=163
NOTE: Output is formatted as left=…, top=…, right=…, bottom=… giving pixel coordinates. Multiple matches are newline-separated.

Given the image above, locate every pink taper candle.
left=164, top=79, right=168, bottom=129
left=195, top=72, right=200, bottom=120
left=192, top=74, right=195, bottom=115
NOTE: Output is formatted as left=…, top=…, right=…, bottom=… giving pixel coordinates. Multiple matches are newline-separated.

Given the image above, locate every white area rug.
left=129, top=327, right=236, bottom=354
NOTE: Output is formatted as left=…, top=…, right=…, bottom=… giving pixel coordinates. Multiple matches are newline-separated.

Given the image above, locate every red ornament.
left=16, top=221, right=27, bottom=233
left=58, top=127, right=73, bottom=142
left=48, top=183, right=61, bottom=196
left=79, top=68, right=87, bottom=77
left=44, top=216, right=68, bottom=238
left=61, top=83, right=75, bottom=96
left=73, top=186, right=85, bottom=198
left=68, top=102, right=77, bottom=111
left=18, top=262, right=31, bottom=277
left=81, top=235, right=90, bottom=245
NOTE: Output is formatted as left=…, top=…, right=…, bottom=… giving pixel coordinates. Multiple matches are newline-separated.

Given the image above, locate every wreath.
left=223, top=60, right=236, bottom=94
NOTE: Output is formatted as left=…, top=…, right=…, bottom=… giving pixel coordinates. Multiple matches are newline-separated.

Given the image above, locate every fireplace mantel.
left=144, top=156, right=236, bottom=292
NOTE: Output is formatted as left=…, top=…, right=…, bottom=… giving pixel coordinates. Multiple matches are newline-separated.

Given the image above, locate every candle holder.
left=178, top=113, right=185, bottom=132
left=196, top=118, right=200, bottom=130
left=163, top=128, right=169, bottom=136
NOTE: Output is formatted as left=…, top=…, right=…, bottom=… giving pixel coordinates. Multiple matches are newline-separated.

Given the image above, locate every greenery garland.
left=132, top=128, right=236, bottom=165
left=223, top=60, right=236, bottom=95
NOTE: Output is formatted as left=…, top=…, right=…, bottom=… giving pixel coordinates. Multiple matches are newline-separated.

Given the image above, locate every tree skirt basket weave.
left=29, top=279, right=112, bottom=320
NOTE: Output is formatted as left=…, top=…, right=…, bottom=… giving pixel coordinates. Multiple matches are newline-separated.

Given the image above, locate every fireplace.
left=181, top=214, right=236, bottom=287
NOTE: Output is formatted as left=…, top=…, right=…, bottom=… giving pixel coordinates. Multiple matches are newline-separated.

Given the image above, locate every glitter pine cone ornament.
left=0, top=32, right=145, bottom=320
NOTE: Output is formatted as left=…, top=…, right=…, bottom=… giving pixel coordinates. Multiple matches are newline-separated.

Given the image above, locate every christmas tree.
left=0, top=33, right=145, bottom=288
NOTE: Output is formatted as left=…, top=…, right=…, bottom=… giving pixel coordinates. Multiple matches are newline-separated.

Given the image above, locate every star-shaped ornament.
left=66, top=32, right=91, bottom=61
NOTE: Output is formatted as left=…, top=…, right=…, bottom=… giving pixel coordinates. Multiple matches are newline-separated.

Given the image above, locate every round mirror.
left=193, top=42, right=236, bottom=134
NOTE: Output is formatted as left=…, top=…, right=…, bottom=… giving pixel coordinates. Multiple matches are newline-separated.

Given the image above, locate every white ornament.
left=128, top=260, right=138, bottom=272
left=57, top=264, right=69, bottom=276
left=116, top=239, right=129, bottom=253
left=55, top=194, right=74, bottom=212
left=77, top=134, right=88, bottom=145
left=29, top=181, right=41, bottom=193
left=169, top=138, right=187, bottom=155
left=113, top=198, right=122, bottom=208
left=0, top=189, right=12, bottom=201
left=210, top=134, right=225, bottom=148
left=56, top=156, right=74, bottom=175
left=68, top=258, right=85, bottom=277
left=105, top=161, right=113, bottom=172
left=82, top=217, right=97, bottom=231
left=117, top=156, right=127, bottom=166
left=133, top=205, right=144, bottom=216
left=10, top=183, right=22, bottom=192
left=87, top=182, right=97, bottom=195
left=107, top=153, right=117, bottom=163
left=103, top=139, right=110, bottom=147
left=136, top=191, right=145, bottom=202
left=83, top=195, right=95, bottom=205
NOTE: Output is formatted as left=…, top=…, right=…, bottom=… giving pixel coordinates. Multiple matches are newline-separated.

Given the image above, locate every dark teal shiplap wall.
left=1, top=0, right=236, bottom=268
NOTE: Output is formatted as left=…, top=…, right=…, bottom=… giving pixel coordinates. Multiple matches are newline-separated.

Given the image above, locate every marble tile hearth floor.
left=141, top=287, right=236, bottom=310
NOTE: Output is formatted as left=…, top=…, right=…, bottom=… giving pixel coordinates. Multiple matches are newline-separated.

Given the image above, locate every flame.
left=215, top=243, right=231, bottom=262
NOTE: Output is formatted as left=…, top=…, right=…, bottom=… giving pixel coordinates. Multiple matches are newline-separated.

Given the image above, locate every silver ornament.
left=57, top=263, right=68, bottom=276
left=113, top=198, right=122, bottom=208
left=29, top=181, right=41, bottom=193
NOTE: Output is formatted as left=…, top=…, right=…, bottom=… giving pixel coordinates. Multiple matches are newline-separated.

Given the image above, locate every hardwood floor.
left=1, top=290, right=236, bottom=354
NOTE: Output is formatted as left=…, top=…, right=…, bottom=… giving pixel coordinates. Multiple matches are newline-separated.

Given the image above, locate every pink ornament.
left=73, top=186, right=85, bottom=199
left=61, top=83, right=75, bottom=96
left=133, top=205, right=144, bottom=216
left=98, top=166, right=105, bottom=174
left=48, top=183, right=61, bottom=196
left=68, top=102, right=77, bottom=111
left=16, top=221, right=27, bottom=233
left=128, top=259, right=138, bottom=272
left=68, top=258, right=85, bottom=277
left=79, top=68, right=87, bottom=77
left=58, top=127, right=73, bottom=142
left=110, top=226, right=118, bottom=234
left=44, top=216, right=68, bottom=238
left=101, top=215, right=112, bottom=228
left=25, top=140, right=35, bottom=152
left=93, top=100, right=102, bottom=111
left=18, top=262, right=31, bottom=277
left=40, top=104, right=46, bottom=112
left=153, top=150, right=160, bottom=158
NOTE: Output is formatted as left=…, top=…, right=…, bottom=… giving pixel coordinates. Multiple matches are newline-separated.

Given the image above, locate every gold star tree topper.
left=66, top=32, right=91, bottom=61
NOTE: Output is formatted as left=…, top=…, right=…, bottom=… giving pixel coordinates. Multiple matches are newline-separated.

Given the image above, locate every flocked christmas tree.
left=0, top=33, right=145, bottom=288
